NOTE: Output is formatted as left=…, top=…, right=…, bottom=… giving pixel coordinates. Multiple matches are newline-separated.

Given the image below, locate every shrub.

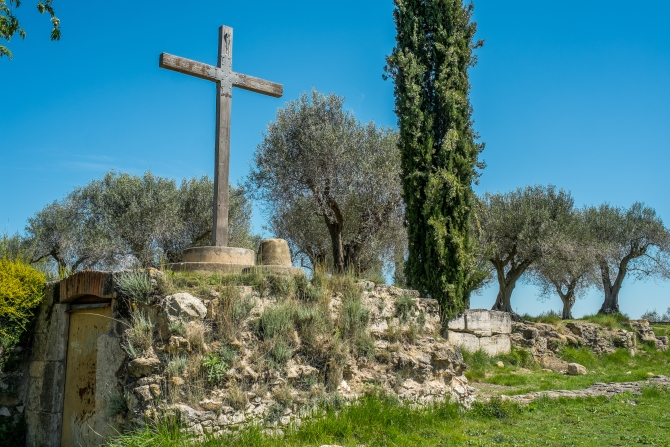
left=167, top=355, right=188, bottom=377
left=269, top=275, right=295, bottom=299
left=216, top=286, right=255, bottom=342
left=395, top=293, right=416, bottom=322
left=225, top=383, right=248, bottom=411
left=124, top=310, right=154, bottom=357
left=116, top=270, right=152, bottom=303
left=257, top=302, right=295, bottom=341
left=0, top=259, right=45, bottom=361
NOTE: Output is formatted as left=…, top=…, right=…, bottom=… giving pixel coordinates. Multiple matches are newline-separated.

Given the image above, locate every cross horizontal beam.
left=159, top=52, right=283, bottom=98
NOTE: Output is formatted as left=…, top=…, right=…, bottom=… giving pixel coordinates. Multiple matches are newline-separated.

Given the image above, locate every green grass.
left=652, top=324, right=670, bottom=338
left=105, top=387, right=670, bottom=447
left=463, top=343, right=670, bottom=395
left=579, top=313, right=630, bottom=330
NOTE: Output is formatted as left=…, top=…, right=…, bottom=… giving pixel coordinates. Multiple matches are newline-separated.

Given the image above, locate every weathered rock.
left=447, top=331, right=479, bottom=352
left=479, top=334, right=511, bottom=356
left=166, top=336, right=191, bottom=355
left=0, top=407, right=10, bottom=417
left=257, top=238, right=292, bottom=266
left=127, top=351, right=161, bottom=378
left=448, top=309, right=512, bottom=335
left=567, top=363, right=587, bottom=376
left=162, top=293, right=207, bottom=323
left=133, top=385, right=153, bottom=402
left=149, top=384, right=161, bottom=397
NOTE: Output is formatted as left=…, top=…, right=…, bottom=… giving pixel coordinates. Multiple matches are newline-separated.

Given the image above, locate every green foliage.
left=124, top=310, right=154, bottom=358
left=477, top=185, right=575, bottom=313
left=385, top=0, right=485, bottom=322
left=519, top=310, right=562, bottom=325
left=581, top=312, right=630, bottom=330
left=26, top=171, right=259, bottom=273
left=0, top=0, right=60, bottom=59
left=248, top=90, right=405, bottom=274
left=0, top=258, right=45, bottom=364
left=116, top=271, right=152, bottom=303
left=395, top=293, right=416, bottom=323
left=201, top=352, right=228, bottom=383
left=104, top=387, right=670, bottom=447
left=584, top=202, right=670, bottom=315
left=471, top=397, right=521, bottom=419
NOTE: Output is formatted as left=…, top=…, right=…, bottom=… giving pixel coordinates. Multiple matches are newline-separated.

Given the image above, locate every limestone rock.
left=162, top=293, right=207, bottom=323
left=128, top=351, right=161, bottom=378
left=0, top=407, right=10, bottom=417
left=567, top=363, right=587, bottom=376
left=166, top=336, right=191, bottom=354
left=133, top=385, right=153, bottom=402
left=447, top=331, right=479, bottom=352
left=479, top=334, right=511, bottom=356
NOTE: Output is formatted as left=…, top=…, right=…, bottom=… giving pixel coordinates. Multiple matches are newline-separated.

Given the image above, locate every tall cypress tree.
left=385, top=0, right=484, bottom=322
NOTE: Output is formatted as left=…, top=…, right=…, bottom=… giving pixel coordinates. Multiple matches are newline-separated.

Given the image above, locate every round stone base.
left=183, top=246, right=255, bottom=265
left=242, top=265, right=305, bottom=277
left=167, top=262, right=253, bottom=275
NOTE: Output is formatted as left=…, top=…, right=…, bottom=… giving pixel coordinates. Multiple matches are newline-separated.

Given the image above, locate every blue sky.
left=1, top=0, right=669, bottom=317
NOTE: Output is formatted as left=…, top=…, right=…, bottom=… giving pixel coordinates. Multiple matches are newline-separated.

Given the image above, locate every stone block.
left=447, top=314, right=466, bottom=331
left=447, top=331, right=479, bottom=353
left=182, top=246, right=255, bottom=265
left=29, top=361, right=45, bottom=378
left=479, top=334, right=511, bottom=356
left=44, top=305, right=70, bottom=362
left=257, top=238, right=292, bottom=266
left=465, top=309, right=511, bottom=334
left=567, top=363, right=587, bottom=375
left=37, top=361, right=66, bottom=413
left=162, top=293, right=207, bottom=323
left=242, top=265, right=305, bottom=277
left=25, top=410, right=62, bottom=447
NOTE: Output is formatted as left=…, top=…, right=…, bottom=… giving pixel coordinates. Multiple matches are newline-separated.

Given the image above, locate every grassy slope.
left=107, top=388, right=670, bottom=447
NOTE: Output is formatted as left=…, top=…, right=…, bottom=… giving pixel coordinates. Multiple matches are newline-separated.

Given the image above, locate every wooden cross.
left=159, top=25, right=283, bottom=247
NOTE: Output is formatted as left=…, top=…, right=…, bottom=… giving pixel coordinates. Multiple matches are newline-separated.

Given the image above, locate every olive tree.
left=527, top=210, right=597, bottom=319
left=476, top=185, right=574, bottom=314
left=584, top=202, right=670, bottom=315
left=248, top=90, right=404, bottom=273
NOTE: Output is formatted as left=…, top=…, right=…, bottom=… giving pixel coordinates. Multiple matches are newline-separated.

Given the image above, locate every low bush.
left=124, top=310, right=154, bottom=357
left=116, top=271, right=153, bottom=303
left=395, top=293, right=416, bottom=322
left=0, top=258, right=45, bottom=366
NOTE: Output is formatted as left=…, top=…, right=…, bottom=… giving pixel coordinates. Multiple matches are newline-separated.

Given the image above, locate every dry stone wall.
left=447, top=310, right=512, bottom=356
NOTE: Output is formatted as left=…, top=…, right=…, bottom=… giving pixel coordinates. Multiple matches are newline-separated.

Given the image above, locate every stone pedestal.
left=168, top=246, right=255, bottom=274
left=247, top=238, right=304, bottom=276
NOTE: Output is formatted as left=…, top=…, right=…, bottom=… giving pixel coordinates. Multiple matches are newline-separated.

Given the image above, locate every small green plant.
left=107, top=391, right=130, bottom=416
left=225, top=383, right=248, bottom=411
left=269, top=275, right=295, bottom=299
left=257, top=302, right=295, bottom=340
left=268, top=339, right=293, bottom=365
left=202, top=352, right=228, bottom=383
left=116, top=271, right=153, bottom=303
left=395, top=293, right=416, bottom=322
left=124, top=310, right=154, bottom=357
left=167, top=355, right=188, bottom=377
left=168, top=319, right=186, bottom=337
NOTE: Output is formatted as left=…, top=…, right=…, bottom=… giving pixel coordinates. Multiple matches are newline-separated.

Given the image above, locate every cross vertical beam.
left=214, top=25, right=233, bottom=247
left=159, top=25, right=283, bottom=248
